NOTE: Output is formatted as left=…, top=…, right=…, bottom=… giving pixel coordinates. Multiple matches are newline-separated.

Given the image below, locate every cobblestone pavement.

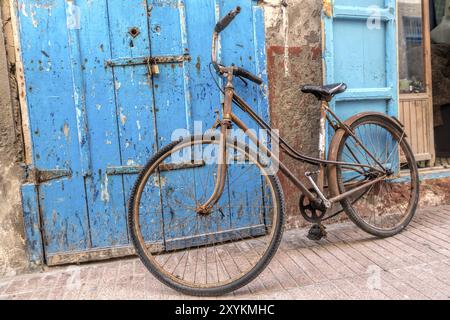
left=1, top=205, right=450, bottom=300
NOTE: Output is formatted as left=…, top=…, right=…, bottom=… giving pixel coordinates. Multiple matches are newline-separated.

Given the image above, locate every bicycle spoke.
left=130, top=138, right=281, bottom=292
left=335, top=119, right=418, bottom=234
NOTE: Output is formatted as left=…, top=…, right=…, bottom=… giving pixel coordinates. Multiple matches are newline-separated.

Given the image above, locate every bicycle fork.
left=195, top=122, right=228, bottom=215
left=195, top=72, right=235, bottom=215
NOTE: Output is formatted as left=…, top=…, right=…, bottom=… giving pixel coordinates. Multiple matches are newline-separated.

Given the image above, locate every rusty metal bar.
left=106, top=160, right=205, bottom=176
left=105, top=54, right=191, bottom=68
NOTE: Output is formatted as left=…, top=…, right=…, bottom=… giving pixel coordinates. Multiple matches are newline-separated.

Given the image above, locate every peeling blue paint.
left=21, top=184, right=44, bottom=265
left=323, top=0, right=399, bottom=145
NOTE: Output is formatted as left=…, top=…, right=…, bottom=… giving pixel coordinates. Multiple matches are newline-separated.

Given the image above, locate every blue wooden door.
left=323, top=0, right=398, bottom=140
left=19, top=0, right=268, bottom=265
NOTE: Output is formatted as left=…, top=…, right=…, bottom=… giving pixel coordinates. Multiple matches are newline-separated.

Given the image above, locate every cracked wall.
left=262, top=0, right=324, bottom=228
left=0, top=2, right=28, bottom=276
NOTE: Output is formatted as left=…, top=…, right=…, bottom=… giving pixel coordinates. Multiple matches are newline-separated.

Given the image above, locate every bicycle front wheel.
left=328, top=114, right=420, bottom=237
left=128, top=135, right=284, bottom=296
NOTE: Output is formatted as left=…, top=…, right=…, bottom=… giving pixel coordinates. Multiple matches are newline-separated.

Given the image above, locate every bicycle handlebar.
left=211, top=6, right=263, bottom=86
left=234, top=67, right=263, bottom=85
left=214, top=6, right=241, bottom=33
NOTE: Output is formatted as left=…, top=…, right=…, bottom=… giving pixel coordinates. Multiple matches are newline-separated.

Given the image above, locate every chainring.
left=299, top=190, right=327, bottom=223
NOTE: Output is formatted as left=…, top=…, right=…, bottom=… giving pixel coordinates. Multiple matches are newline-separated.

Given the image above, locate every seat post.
left=317, top=101, right=328, bottom=192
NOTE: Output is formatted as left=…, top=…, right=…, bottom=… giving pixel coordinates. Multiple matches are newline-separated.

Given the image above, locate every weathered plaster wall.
left=262, top=0, right=323, bottom=228
left=262, top=0, right=450, bottom=228
left=0, top=3, right=29, bottom=276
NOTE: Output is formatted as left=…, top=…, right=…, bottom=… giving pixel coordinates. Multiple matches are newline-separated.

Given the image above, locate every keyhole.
left=128, top=27, right=140, bottom=38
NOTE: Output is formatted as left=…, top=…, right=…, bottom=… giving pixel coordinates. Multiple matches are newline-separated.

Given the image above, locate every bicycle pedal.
left=307, top=224, right=327, bottom=241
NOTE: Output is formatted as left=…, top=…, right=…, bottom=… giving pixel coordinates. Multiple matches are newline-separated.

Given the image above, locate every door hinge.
left=25, top=166, right=72, bottom=184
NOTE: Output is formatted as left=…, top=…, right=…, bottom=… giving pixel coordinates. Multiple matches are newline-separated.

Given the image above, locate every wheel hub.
left=196, top=206, right=212, bottom=216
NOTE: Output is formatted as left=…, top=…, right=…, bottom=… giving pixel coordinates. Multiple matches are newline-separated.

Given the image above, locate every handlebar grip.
left=234, top=67, right=263, bottom=85
left=214, top=6, right=241, bottom=33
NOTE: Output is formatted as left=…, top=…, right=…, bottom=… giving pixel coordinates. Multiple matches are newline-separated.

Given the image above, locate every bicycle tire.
left=328, top=114, right=420, bottom=237
left=128, top=135, right=285, bottom=296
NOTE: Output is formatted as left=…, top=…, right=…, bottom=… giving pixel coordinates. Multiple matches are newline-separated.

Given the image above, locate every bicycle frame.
left=197, top=22, right=388, bottom=214
left=196, top=70, right=387, bottom=214
left=128, top=7, right=419, bottom=297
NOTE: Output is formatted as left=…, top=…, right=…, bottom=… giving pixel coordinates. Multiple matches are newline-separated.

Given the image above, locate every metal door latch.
left=148, top=63, right=160, bottom=75
left=106, top=54, right=191, bottom=77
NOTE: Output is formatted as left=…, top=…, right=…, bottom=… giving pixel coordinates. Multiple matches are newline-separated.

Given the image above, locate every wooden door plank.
left=17, top=0, right=91, bottom=255
left=77, top=0, right=130, bottom=248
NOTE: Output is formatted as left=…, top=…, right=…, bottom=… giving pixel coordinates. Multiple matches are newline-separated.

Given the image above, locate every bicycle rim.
left=335, top=116, right=420, bottom=236
left=128, top=136, right=284, bottom=296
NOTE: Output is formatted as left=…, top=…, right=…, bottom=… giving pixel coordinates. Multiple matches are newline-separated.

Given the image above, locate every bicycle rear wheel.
left=328, top=114, right=420, bottom=237
left=128, top=135, right=284, bottom=296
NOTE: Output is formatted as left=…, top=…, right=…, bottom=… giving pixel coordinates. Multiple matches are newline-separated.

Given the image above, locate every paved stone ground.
left=1, top=205, right=450, bottom=300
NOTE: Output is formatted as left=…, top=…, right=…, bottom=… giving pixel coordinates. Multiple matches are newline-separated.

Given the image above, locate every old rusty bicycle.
left=128, top=7, right=419, bottom=296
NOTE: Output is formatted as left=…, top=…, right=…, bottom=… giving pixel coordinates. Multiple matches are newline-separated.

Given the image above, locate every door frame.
left=6, top=0, right=44, bottom=265
left=321, top=0, right=399, bottom=146
left=7, top=0, right=33, bottom=165
left=398, top=0, right=435, bottom=166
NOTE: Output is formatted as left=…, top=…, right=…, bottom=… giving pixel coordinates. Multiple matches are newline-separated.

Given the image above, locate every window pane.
left=398, top=0, right=426, bottom=94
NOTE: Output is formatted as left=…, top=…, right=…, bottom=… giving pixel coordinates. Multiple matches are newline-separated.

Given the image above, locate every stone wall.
left=262, top=0, right=323, bottom=228
left=0, top=2, right=29, bottom=276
